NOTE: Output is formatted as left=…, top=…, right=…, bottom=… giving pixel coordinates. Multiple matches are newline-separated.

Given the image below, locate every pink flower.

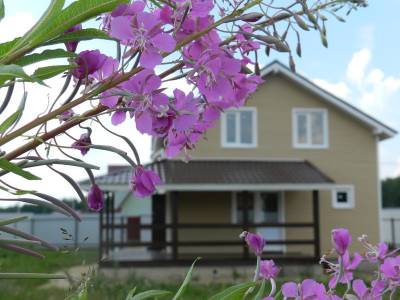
left=380, top=256, right=400, bottom=285
left=131, top=166, right=162, bottom=197
left=259, top=259, right=280, bottom=280
left=352, top=279, right=385, bottom=300
left=71, top=133, right=91, bottom=155
left=331, top=228, right=351, bottom=256
left=72, top=50, right=117, bottom=82
left=282, top=279, right=327, bottom=300
left=240, top=231, right=265, bottom=256
left=327, top=251, right=363, bottom=288
left=109, top=5, right=176, bottom=69
left=87, top=184, right=104, bottom=211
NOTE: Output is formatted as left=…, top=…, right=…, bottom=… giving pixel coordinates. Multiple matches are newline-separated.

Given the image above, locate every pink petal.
left=110, top=16, right=133, bottom=43
left=151, top=33, right=176, bottom=52
left=135, top=111, right=153, bottom=134
left=140, top=48, right=162, bottom=69
left=111, top=111, right=126, bottom=125
left=352, top=279, right=367, bottom=298
left=281, top=282, right=298, bottom=298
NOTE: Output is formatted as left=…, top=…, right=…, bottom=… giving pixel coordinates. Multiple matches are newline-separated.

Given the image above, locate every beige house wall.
left=181, top=74, right=381, bottom=254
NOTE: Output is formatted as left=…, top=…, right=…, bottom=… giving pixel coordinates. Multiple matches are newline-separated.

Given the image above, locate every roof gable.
left=260, top=61, right=397, bottom=141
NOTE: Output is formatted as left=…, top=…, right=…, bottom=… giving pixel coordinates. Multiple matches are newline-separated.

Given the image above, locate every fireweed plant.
left=0, top=0, right=368, bottom=288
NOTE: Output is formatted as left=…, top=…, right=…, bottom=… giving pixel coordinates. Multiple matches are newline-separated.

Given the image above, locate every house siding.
left=186, top=74, right=380, bottom=253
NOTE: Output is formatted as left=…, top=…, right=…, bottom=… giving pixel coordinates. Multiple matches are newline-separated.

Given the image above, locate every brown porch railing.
left=99, top=190, right=321, bottom=267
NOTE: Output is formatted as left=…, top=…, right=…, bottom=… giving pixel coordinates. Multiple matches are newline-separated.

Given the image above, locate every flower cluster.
left=240, top=229, right=400, bottom=299
left=67, top=1, right=263, bottom=203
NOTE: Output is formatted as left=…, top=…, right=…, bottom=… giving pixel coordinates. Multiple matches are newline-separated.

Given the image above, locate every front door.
left=255, top=192, right=284, bottom=252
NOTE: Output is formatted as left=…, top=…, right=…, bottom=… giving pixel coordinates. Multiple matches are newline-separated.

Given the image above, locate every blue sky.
left=0, top=0, right=399, bottom=199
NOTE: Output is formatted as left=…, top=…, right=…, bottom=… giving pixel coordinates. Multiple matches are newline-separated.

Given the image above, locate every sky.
left=0, top=0, right=399, bottom=202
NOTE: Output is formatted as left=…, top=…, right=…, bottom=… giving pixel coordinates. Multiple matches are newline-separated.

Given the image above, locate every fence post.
left=391, top=218, right=396, bottom=247
left=74, top=218, right=79, bottom=248
left=30, top=218, right=35, bottom=235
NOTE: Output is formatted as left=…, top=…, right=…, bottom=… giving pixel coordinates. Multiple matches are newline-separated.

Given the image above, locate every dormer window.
left=292, top=108, right=328, bottom=149
left=221, top=107, right=257, bottom=148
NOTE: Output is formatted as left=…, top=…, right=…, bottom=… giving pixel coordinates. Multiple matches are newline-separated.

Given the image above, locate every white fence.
left=0, top=212, right=151, bottom=248
left=381, top=208, right=400, bottom=246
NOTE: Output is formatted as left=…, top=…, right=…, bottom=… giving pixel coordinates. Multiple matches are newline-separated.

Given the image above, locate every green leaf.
left=15, top=49, right=76, bottom=67
left=0, top=109, right=22, bottom=133
left=45, top=28, right=115, bottom=46
left=0, top=158, right=41, bottom=180
left=128, top=290, right=171, bottom=300
left=0, top=64, right=35, bottom=84
left=253, top=280, right=266, bottom=300
left=31, top=0, right=129, bottom=46
left=0, top=38, right=21, bottom=59
left=208, top=282, right=257, bottom=300
left=125, top=288, right=137, bottom=300
left=172, top=257, right=200, bottom=300
left=0, top=0, right=4, bottom=21
left=32, top=64, right=74, bottom=81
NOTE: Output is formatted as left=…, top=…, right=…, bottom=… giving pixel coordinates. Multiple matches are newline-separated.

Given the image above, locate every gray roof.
left=79, top=159, right=334, bottom=187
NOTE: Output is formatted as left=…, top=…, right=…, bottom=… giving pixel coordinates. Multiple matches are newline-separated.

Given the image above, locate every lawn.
left=0, top=248, right=397, bottom=300
left=0, top=246, right=251, bottom=300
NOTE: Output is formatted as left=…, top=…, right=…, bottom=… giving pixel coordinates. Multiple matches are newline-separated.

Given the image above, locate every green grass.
left=0, top=247, right=97, bottom=300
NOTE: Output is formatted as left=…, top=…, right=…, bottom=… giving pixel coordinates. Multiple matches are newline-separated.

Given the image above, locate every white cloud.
left=346, top=48, right=372, bottom=85
left=312, top=79, right=351, bottom=99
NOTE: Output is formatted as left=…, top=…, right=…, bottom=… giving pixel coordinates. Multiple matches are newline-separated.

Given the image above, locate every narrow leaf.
left=0, top=273, right=66, bottom=279
left=15, top=49, right=76, bottom=67
left=0, top=158, right=41, bottom=180
left=32, top=0, right=129, bottom=46
left=0, top=215, right=28, bottom=226
left=0, top=109, right=22, bottom=133
left=0, top=0, right=4, bottom=21
left=172, top=258, right=200, bottom=300
left=0, top=64, right=35, bottom=84
left=253, top=280, right=266, bottom=300
left=45, top=28, right=115, bottom=46
left=208, top=282, right=257, bottom=300
left=0, top=225, right=57, bottom=250
left=129, top=290, right=171, bottom=300
left=32, top=64, right=74, bottom=81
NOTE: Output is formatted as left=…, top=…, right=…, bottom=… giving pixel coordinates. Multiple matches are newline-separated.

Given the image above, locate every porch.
left=98, top=159, right=335, bottom=267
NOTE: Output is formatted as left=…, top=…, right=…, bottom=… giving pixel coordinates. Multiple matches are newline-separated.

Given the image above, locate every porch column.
left=312, top=190, right=321, bottom=260
left=242, top=191, right=250, bottom=259
left=171, top=191, right=179, bottom=261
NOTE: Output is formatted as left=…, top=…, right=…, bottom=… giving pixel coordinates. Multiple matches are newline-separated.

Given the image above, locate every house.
left=80, top=61, right=397, bottom=266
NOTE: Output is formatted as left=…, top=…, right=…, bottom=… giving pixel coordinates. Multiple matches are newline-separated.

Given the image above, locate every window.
left=221, top=108, right=257, bottom=147
left=293, top=108, right=328, bottom=148
left=332, top=186, right=355, bottom=209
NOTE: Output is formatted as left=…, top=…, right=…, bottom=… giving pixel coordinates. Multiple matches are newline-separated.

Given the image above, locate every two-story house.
left=81, top=61, right=396, bottom=266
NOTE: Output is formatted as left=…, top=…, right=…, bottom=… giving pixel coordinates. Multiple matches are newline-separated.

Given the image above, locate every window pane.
left=240, top=111, right=253, bottom=144
left=236, top=193, right=255, bottom=223
left=296, top=113, right=308, bottom=144
left=226, top=112, right=236, bottom=143
left=260, top=193, right=279, bottom=222
left=311, top=111, right=324, bottom=145
left=337, top=192, right=348, bottom=203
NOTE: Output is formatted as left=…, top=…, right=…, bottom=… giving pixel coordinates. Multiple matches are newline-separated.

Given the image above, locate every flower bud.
left=87, top=184, right=104, bottom=211
left=71, top=132, right=92, bottom=156
left=240, top=12, right=264, bottom=22
left=331, top=228, right=351, bottom=256
left=64, top=24, right=82, bottom=52
left=240, top=231, right=265, bottom=256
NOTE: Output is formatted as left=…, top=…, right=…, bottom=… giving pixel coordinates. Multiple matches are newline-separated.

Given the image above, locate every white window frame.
left=331, top=185, right=355, bottom=209
left=221, top=107, right=257, bottom=148
left=292, top=108, right=329, bottom=149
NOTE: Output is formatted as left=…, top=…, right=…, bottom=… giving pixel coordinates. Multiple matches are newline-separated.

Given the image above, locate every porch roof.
left=79, top=159, right=335, bottom=190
